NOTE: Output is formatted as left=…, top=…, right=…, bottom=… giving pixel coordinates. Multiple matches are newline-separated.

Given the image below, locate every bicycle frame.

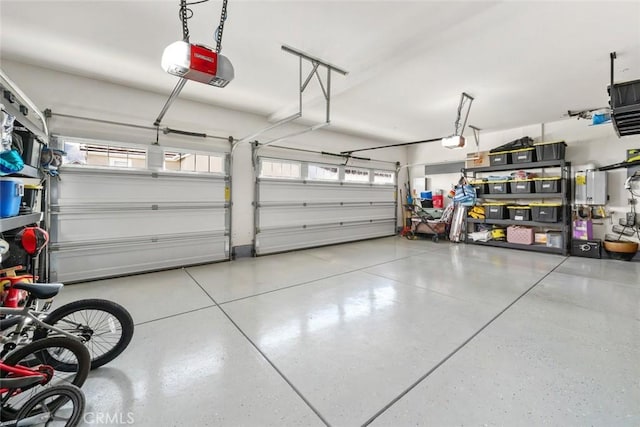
left=0, top=363, right=48, bottom=395
left=0, top=303, right=82, bottom=347
left=0, top=362, right=53, bottom=427
left=1, top=268, right=82, bottom=348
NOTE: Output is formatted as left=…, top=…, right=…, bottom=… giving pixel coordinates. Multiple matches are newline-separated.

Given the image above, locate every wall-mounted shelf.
left=12, top=165, right=40, bottom=179
left=478, top=192, right=562, bottom=200
left=1, top=96, right=48, bottom=143
left=0, top=212, right=42, bottom=233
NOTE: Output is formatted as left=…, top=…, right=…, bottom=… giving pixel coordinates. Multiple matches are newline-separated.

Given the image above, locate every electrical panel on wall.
left=575, top=170, right=608, bottom=205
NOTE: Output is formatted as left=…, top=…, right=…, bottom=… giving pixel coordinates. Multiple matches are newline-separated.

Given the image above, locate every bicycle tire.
left=34, top=299, right=134, bottom=370
left=15, top=384, right=85, bottom=427
left=2, top=336, right=90, bottom=414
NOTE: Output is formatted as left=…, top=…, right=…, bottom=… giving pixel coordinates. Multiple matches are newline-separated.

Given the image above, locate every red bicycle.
left=0, top=336, right=88, bottom=426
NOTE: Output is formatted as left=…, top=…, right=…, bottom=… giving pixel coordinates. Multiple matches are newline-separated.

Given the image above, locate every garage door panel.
left=51, top=233, right=227, bottom=283
left=54, top=168, right=227, bottom=205
left=255, top=221, right=395, bottom=255
left=51, top=207, right=227, bottom=243
left=257, top=203, right=395, bottom=229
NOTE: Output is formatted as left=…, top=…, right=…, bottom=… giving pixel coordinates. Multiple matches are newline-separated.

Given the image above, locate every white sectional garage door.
left=254, top=154, right=397, bottom=255
left=49, top=150, right=229, bottom=282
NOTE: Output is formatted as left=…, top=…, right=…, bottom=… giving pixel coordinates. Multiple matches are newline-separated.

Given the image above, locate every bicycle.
left=0, top=336, right=89, bottom=426
left=1, top=384, right=85, bottom=427
left=1, top=267, right=133, bottom=370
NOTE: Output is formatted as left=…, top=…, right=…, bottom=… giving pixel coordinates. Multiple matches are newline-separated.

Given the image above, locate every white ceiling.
left=1, top=1, right=639, bottom=142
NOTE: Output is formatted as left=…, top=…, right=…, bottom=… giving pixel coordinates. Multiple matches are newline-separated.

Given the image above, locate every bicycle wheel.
left=34, top=299, right=134, bottom=370
left=2, top=336, right=90, bottom=413
left=14, top=384, right=85, bottom=427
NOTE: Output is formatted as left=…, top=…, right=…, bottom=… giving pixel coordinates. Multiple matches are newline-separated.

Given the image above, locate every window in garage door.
left=259, top=158, right=302, bottom=179
left=61, top=140, right=147, bottom=169
left=163, top=150, right=226, bottom=174
left=345, top=167, right=370, bottom=183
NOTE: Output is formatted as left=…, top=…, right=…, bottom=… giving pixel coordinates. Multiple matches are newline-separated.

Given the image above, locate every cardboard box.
left=465, top=151, right=490, bottom=168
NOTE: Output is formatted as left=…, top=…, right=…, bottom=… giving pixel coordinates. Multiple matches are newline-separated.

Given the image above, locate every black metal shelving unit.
left=463, top=159, right=572, bottom=256
left=1, top=77, right=48, bottom=277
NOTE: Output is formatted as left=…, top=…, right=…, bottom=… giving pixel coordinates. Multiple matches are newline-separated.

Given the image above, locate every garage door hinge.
left=151, top=172, right=159, bottom=178
left=151, top=204, right=159, bottom=210
left=151, top=237, right=158, bottom=243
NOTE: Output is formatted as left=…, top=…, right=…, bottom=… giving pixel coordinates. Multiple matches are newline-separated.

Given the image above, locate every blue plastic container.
left=0, top=177, right=24, bottom=218
left=420, top=191, right=433, bottom=200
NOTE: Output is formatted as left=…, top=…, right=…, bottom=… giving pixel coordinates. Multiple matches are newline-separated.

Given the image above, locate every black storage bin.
left=534, top=177, right=561, bottom=193
left=13, top=129, right=40, bottom=166
left=511, top=148, right=536, bottom=164
left=421, top=199, right=433, bottom=208
left=490, top=136, right=534, bottom=153
left=610, top=80, right=640, bottom=137
left=534, top=141, right=567, bottom=161
left=531, top=204, right=561, bottom=223
left=610, top=79, right=640, bottom=108
left=22, top=185, right=41, bottom=207
left=484, top=203, right=508, bottom=219
left=487, top=180, right=510, bottom=194
left=470, top=180, right=488, bottom=196
left=507, top=206, right=531, bottom=221
left=571, top=239, right=602, bottom=258
left=19, top=185, right=42, bottom=214
left=509, top=179, right=535, bottom=194
left=489, top=151, right=510, bottom=166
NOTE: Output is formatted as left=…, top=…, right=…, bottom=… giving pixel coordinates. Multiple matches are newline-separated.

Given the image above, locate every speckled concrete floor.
left=60, top=237, right=640, bottom=426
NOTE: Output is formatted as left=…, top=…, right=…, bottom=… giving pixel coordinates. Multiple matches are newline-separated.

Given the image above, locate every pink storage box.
left=507, top=226, right=534, bottom=245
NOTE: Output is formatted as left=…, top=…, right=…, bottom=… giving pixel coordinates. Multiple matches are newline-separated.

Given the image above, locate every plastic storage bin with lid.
left=483, top=202, right=508, bottom=219
left=530, top=202, right=562, bottom=223
left=507, top=205, right=531, bottom=221
left=510, top=147, right=536, bottom=164
left=533, top=177, right=561, bottom=193
left=488, top=150, right=511, bottom=166
left=487, top=180, right=510, bottom=194
left=509, top=178, right=535, bottom=194
left=0, top=177, right=24, bottom=218
left=534, top=141, right=567, bottom=161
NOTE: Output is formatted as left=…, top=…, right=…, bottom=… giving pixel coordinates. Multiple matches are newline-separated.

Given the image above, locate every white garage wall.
left=2, top=60, right=407, bottom=249
left=410, top=120, right=640, bottom=242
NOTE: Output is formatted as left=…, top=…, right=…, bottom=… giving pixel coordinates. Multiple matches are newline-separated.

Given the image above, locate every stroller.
left=405, top=204, right=455, bottom=242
